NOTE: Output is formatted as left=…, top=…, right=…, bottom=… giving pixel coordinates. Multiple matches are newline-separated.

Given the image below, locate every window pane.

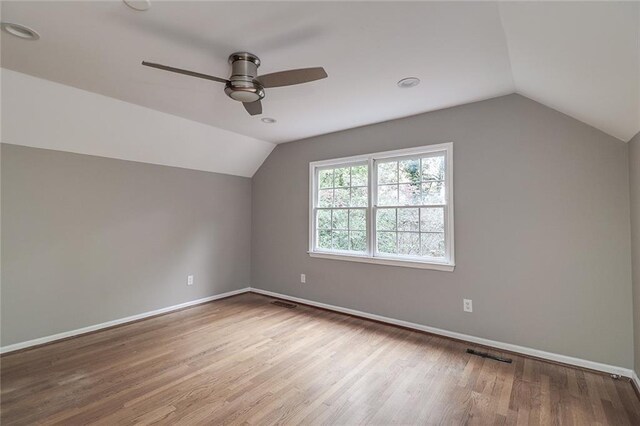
left=334, top=167, right=350, bottom=187
left=376, top=208, right=396, bottom=231
left=422, top=156, right=445, bottom=181
left=378, top=161, right=398, bottom=184
left=317, top=209, right=332, bottom=229
left=334, top=188, right=350, bottom=207
left=313, top=146, right=451, bottom=264
left=318, top=230, right=332, bottom=249
left=378, top=184, right=398, bottom=206
left=398, top=183, right=421, bottom=205
left=398, top=232, right=420, bottom=255
left=420, top=207, right=444, bottom=232
left=397, top=208, right=419, bottom=231
left=349, top=231, right=366, bottom=252
left=351, top=165, right=368, bottom=187
left=349, top=209, right=366, bottom=231
left=350, top=187, right=368, bottom=207
left=319, top=169, right=334, bottom=189
left=377, top=231, right=397, bottom=254
left=332, top=209, right=348, bottom=230
left=422, top=181, right=445, bottom=204
left=421, top=232, right=445, bottom=258
left=318, top=189, right=333, bottom=208
left=333, top=230, right=349, bottom=250
left=399, top=159, right=421, bottom=184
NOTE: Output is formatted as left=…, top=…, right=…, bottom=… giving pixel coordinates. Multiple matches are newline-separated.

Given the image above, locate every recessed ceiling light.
left=0, top=22, right=39, bottom=40
left=397, top=77, right=420, bottom=88
left=123, top=0, right=151, bottom=11
left=261, top=118, right=277, bottom=124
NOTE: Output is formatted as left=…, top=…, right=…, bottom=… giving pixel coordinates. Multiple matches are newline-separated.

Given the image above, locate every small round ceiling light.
left=123, top=0, right=151, bottom=11
left=1, top=22, right=40, bottom=40
left=397, top=77, right=420, bottom=88
left=261, top=118, right=277, bottom=124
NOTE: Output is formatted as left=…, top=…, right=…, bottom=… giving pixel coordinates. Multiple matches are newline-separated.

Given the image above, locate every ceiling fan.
left=142, top=52, right=327, bottom=116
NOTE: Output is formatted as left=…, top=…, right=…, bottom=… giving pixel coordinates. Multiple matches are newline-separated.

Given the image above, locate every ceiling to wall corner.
left=499, top=2, right=639, bottom=142
left=1, top=1, right=638, bottom=151
left=1, top=70, right=275, bottom=178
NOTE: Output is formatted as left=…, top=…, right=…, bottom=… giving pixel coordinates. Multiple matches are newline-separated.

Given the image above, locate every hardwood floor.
left=2, top=292, right=639, bottom=425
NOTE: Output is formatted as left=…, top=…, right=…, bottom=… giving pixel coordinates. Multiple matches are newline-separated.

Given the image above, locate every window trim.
left=308, top=142, right=455, bottom=271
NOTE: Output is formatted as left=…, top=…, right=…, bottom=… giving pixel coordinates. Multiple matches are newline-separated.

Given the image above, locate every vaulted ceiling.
left=1, top=1, right=638, bottom=149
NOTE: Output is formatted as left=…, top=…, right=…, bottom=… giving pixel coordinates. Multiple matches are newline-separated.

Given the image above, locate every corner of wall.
left=629, top=132, right=640, bottom=376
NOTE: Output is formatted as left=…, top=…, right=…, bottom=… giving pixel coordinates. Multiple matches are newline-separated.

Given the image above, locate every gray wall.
left=1, top=144, right=251, bottom=346
left=252, top=94, right=634, bottom=368
left=630, top=132, right=640, bottom=374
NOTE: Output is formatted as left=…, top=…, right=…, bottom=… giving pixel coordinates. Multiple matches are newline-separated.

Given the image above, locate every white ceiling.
left=1, top=1, right=638, bottom=146
left=2, top=69, right=275, bottom=177
left=500, top=2, right=639, bottom=142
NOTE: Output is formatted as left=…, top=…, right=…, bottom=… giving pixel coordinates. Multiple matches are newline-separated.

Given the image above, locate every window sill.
left=308, top=251, right=455, bottom=271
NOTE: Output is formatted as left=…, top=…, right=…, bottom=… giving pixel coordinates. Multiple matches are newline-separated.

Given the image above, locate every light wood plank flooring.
left=1, top=292, right=639, bottom=425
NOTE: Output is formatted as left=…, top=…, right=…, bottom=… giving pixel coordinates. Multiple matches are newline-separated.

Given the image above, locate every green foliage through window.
left=313, top=147, right=451, bottom=264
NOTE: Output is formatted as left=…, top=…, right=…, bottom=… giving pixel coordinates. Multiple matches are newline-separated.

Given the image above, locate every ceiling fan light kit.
left=224, top=52, right=265, bottom=103
left=141, top=51, right=327, bottom=116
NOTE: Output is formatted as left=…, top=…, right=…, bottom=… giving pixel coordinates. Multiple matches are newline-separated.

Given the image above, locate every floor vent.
left=467, top=348, right=513, bottom=364
left=271, top=300, right=297, bottom=309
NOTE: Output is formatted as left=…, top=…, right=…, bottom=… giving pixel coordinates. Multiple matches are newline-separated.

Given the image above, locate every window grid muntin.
left=376, top=155, right=446, bottom=207
left=315, top=207, right=368, bottom=252
left=372, top=152, right=448, bottom=261
left=310, top=143, right=453, bottom=268
left=313, top=161, right=369, bottom=254
left=374, top=206, right=447, bottom=260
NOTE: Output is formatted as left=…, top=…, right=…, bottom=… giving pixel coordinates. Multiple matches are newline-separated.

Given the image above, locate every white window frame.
left=308, top=142, right=455, bottom=271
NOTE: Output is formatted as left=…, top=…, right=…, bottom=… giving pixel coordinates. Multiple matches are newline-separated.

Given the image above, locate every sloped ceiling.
left=499, top=2, right=639, bottom=142
left=1, top=69, right=275, bottom=177
left=0, top=1, right=638, bottom=174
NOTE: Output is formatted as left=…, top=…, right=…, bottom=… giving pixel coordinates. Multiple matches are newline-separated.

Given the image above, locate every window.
left=309, top=143, right=454, bottom=271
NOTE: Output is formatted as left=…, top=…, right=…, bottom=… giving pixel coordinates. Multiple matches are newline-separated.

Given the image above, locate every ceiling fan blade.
left=141, top=61, right=228, bottom=84
left=243, top=100, right=262, bottom=116
left=257, top=67, right=327, bottom=88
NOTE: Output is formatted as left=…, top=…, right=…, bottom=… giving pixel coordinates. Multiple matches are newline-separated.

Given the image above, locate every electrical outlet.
left=463, top=299, right=472, bottom=312
left=187, top=275, right=194, bottom=286
left=300, top=274, right=306, bottom=284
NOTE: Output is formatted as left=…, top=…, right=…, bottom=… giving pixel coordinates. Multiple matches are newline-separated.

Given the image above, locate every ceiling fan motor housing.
left=224, top=52, right=265, bottom=103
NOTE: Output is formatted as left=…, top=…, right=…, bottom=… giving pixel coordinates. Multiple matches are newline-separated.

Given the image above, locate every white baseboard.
left=250, top=287, right=634, bottom=379
left=2, top=286, right=634, bottom=381
left=0, top=287, right=251, bottom=354
left=632, top=370, right=640, bottom=392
